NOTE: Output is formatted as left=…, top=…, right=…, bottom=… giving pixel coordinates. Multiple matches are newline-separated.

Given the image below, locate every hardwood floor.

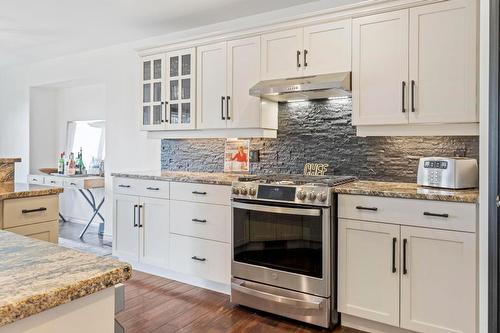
left=116, top=271, right=365, bottom=333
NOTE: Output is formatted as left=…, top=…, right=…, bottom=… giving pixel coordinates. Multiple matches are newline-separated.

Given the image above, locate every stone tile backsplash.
left=161, top=98, right=479, bottom=182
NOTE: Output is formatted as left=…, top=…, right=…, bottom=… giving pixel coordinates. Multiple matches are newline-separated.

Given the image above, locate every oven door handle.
left=231, top=282, right=322, bottom=310
left=232, top=201, right=321, bottom=216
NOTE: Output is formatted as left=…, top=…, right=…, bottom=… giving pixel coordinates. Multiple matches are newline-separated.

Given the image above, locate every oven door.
left=231, top=200, right=330, bottom=297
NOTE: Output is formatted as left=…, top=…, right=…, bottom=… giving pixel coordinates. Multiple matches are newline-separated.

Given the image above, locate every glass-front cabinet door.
left=141, top=55, right=165, bottom=130
left=165, top=48, right=196, bottom=130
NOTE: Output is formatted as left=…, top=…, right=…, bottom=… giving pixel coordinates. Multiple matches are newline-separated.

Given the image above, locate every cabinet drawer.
left=45, top=176, right=64, bottom=187
left=63, top=178, right=84, bottom=189
left=6, top=220, right=59, bottom=243
left=3, top=195, right=59, bottom=228
left=28, top=175, right=45, bottom=185
left=170, top=234, right=230, bottom=285
left=338, top=195, right=476, bottom=233
left=170, top=182, right=231, bottom=205
left=170, top=200, right=231, bottom=243
left=113, top=178, right=169, bottom=199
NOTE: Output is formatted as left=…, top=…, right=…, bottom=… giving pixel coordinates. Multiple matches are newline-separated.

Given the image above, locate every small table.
left=28, top=174, right=105, bottom=238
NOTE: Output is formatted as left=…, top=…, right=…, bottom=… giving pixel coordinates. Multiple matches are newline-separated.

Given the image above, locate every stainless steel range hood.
left=249, top=72, right=351, bottom=102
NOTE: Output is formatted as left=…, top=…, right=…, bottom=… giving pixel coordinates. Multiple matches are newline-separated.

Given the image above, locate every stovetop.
left=238, top=174, right=357, bottom=187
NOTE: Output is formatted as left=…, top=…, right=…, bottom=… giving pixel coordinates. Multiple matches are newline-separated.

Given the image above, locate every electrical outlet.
left=249, top=150, right=260, bottom=162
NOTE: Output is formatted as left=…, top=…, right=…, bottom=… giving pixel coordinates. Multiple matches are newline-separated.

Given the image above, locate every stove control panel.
left=231, top=182, right=332, bottom=206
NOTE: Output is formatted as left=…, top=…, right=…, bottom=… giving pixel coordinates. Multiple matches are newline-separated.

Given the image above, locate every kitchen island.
left=0, top=230, right=131, bottom=333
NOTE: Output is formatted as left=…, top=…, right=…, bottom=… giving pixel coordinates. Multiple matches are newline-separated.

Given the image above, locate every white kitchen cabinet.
left=197, top=37, right=277, bottom=130
left=338, top=219, right=400, bottom=326
left=400, top=226, right=476, bottom=333
left=113, top=193, right=170, bottom=269
left=140, top=48, right=195, bottom=131
left=408, top=0, right=477, bottom=124
left=261, top=21, right=351, bottom=80
left=352, top=10, right=409, bottom=125
left=352, top=0, right=477, bottom=128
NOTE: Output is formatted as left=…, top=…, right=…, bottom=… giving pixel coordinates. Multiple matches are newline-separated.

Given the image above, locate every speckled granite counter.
left=0, top=182, right=63, bottom=200
left=0, top=230, right=131, bottom=327
left=333, top=180, right=478, bottom=203
left=111, top=170, right=242, bottom=186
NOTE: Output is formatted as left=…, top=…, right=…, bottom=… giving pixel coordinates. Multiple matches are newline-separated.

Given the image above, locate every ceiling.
left=0, top=0, right=356, bottom=69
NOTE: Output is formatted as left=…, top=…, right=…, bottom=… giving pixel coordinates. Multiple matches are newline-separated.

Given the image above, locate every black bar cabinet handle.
left=221, top=96, right=226, bottom=120
left=392, top=237, right=397, bottom=273
left=118, top=184, right=131, bottom=188
left=402, top=81, right=406, bottom=113
left=226, top=96, right=231, bottom=120
left=164, top=101, right=169, bottom=123
left=22, top=207, right=47, bottom=214
left=138, top=205, right=143, bottom=228
left=192, top=218, right=207, bottom=223
left=303, top=49, right=308, bottom=67
left=192, top=191, right=207, bottom=195
left=133, top=205, right=138, bottom=227
left=411, top=80, right=416, bottom=112
left=423, top=212, right=449, bottom=218
left=403, top=239, right=408, bottom=275
left=296, top=50, right=301, bottom=68
left=355, top=205, right=378, bottom=211
left=146, top=187, right=160, bottom=191
left=191, top=256, right=206, bottom=262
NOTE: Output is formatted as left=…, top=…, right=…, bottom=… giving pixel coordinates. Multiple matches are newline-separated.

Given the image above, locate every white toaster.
left=417, top=157, right=478, bottom=189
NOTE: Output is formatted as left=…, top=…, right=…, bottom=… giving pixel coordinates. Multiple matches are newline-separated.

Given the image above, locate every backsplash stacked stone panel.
left=161, top=98, right=479, bottom=182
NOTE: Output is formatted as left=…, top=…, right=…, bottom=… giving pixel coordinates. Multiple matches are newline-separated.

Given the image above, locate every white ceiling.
left=1, top=0, right=354, bottom=68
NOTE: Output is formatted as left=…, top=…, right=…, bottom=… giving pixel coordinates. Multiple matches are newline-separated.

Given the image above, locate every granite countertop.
left=0, top=230, right=131, bottom=327
left=0, top=158, right=22, bottom=163
left=333, top=180, right=479, bottom=203
left=112, top=170, right=242, bottom=186
left=0, top=182, right=64, bottom=200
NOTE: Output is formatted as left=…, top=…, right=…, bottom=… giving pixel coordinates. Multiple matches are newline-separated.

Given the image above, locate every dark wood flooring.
left=116, top=270, right=365, bottom=333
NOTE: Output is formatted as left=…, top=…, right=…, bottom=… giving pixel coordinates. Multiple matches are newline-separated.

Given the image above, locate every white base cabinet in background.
left=338, top=195, right=477, bottom=333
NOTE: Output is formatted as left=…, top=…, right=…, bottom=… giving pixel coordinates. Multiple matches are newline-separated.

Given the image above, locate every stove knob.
left=307, top=192, right=317, bottom=201
left=297, top=190, right=306, bottom=200
left=249, top=187, right=257, bottom=196
left=240, top=187, right=248, bottom=195
left=232, top=187, right=240, bottom=195
left=318, top=192, right=327, bottom=202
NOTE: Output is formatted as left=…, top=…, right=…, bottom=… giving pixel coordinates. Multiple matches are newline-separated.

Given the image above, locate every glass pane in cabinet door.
left=181, top=103, right=191, bottom=124
left=143, top=61, right=151, bottom=81
left=170, top=80, right=179, bottom=100
left=153, top=82, right=162, bottom=102
left=143, top=106, right=150, bottom=125
left=143, top=83, right=151, bottom=103
left=181, top=54, right=191, bottom=75
left=153, top=105, right=162, bottom=125
left=153, top=59, right=162, bottom=79
left=170, top=56, right=179, bottom=77
left=181, top=79, right=190, bottom=99
left=170, top=104, right=179, bottom=124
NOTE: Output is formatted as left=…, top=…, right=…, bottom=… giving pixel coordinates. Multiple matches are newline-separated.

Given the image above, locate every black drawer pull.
left=118, top=184, right=131, bottom=188
left=70, top=182, right=77, bottom=186
left=50, top=181, right=56, bottom=184
left=191, top=256, right=206, bottom=262
left=22, top=207, right=47, bottom=214
left=133, top=205, right=138, bottom=227
left=403, top=239, right=408, bottom=275
left=146, top=187, right=160, bottom=191
left=423, top=212, right=449, bottom=218
left=192, top=218, right=207, bottom=223
left=392, top=237, right=397, bottom=273
left=192, top=191, right=207, bottom=195
left=356, top=206, right=378, bottom=211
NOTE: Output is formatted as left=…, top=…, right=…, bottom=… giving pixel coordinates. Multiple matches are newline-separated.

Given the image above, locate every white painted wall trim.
left=146, top=128, right=277, bottom=139
left=356, top=123, right=480, bottom=137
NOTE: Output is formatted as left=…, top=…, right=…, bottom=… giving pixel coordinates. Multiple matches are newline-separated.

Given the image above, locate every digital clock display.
left=424, top=160, right=448, bottom=169
left=257, top=185, right=296, bottom=201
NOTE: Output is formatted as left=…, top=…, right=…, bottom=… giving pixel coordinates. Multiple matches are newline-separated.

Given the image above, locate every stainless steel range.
left=230, top=174, right=356, bottom=328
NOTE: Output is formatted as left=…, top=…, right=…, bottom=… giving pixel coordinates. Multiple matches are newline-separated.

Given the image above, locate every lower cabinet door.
left=338, top=219, right=400, bottom=326
left=113, top=194, right=139, bottom=261
left=6, top=220, right=58, bottom=243
left=170, top=233, right=230, bottom=285
left=140, top=197, right=170, bottom=268
left=400, top=226, right=476, bottom=333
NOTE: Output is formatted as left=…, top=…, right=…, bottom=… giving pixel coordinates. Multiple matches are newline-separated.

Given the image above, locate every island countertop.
left=333, top=180, right=479, bottom=203
left=111, top=170, right=242, bottom=186
left=0, top=182, right=64, bottom=200
left=0, top=230, right=131, bottom=327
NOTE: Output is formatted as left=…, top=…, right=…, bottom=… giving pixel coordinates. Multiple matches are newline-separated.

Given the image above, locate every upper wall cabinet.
left=197, top=36, right=278, bottom=130
left=141, top=48, right=196, bottom=131
left=352, top=0, right=477, bottom=127
left=261, top=20, right=351, bottom=80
